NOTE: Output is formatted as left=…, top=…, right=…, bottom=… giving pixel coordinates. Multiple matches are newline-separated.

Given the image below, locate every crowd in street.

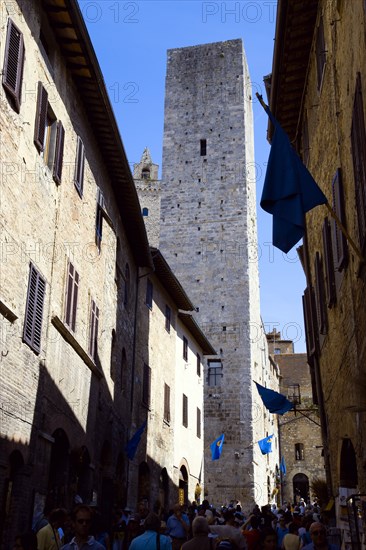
left=12, top=497, right=339, bottom=550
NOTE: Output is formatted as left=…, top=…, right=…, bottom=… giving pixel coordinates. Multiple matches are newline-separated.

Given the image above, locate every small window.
left=274, top=348, right=281, bottom=354
left=89, top=299, right=99, bottom=361
left=124, top=263, right=130, bottom=307
left=110, top=329, right=116, bottom=380
left=165, top=305, right=171, bottom=333
left=196, top=353, right=201, bottom=377
left=183, top=394, right=188, bottom=427
left=141, top=168, right=150, bottom=180
left=65, top=262, right=79, bottom=332
left=197, top=407, right=201, bottom=438
left=2, top=18, right=25, bottom=113
left=96, top=188, right=105, bottom=250
left=142, top=207, right=149, bottom=217
left=142, top=363, right=151, bottom=407
left=316, top=17, right=326, bottom=90
left=34, top=82, right=65, bottom=184
left=295, top=443, right=305, bottom=461
left=207, top=360, right=223, bottom=386
left=74, top=136, right=85, bottom=197
left=183, top=336, right=188, bottom=361
left=287, top=384, right=301, bottom=405
left=200, top=139, right=207, bottom=156
left=164, top=383, right=171, bottom=423
left=146, top=279, right=153, bottom=309
left=23, top=263, right=46, bottom=354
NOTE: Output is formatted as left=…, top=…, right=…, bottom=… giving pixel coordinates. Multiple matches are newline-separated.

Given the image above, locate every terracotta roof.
left=43, top=0, right=152, bottom=268
left=268, top=0, right=319, bottom=143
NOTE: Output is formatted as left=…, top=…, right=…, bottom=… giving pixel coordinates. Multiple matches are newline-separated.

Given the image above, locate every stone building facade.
left=158, top=40, right=280, bottom=507
left=267, top=0, right=366, bottom=530
left=0, top=0, right=214, bottom=543
left=267, top=335, right=325, bottom=505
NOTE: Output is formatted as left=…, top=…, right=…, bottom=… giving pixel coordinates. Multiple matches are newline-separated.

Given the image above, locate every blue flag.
left=280, top=455, right=287, bottom=475
left=260, top=105, right=327, bottom=253
left=125, top=421, right=147, bottom=460
left=258, top=435, right=273, bottom=455
left=210, top=433, right=225, bottom=461
left=255, top=382, right=294, bottom=415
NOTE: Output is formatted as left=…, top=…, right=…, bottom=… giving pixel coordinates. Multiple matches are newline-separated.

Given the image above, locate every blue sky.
left=78, top=0, right=307, bottom=352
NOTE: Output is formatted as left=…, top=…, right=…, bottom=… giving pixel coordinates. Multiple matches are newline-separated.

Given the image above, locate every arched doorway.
left=179, top=466, right=188, bottom=506
left=0, top=450, right=25, bottom=545
left=340, top=438, right=358, bottom=488
left=293, top=473, right=309, bottom=503
left=159, top=468, right=169, bottom=514
left=100, top=441, right=113, bottom=521
left=138, top=461, right=150, bottom=505
left=48, top=428, right=70, bottom=508
left=69, top=446, right=91, bottom=504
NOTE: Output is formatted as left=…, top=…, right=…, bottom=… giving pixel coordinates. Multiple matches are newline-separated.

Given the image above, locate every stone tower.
left=159, top=39, right=275, bottom=506
left=134, top=147, right=161, bottom=247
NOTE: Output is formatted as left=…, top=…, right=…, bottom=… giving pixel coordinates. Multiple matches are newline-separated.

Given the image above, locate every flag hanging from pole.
left=260, top=103, right=327, bottom=253
left=255, top=382, right=294, bottom=415
left=280, top=455, right=287, bottom=475
left=125, top=421, right=147, bottom=460
left=258, top=435, right=273, bottom=455
left=210, top=433, right=225, bottom=461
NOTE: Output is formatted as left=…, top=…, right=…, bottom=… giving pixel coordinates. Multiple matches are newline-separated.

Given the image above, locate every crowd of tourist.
left=12, top=497, right=338, bottom=550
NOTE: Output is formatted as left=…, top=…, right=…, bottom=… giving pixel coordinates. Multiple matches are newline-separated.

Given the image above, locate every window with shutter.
left=314, top=252, right=328, bottom=336
left=53, top=121, right=65, bottom=184
left=322, top=218, right=336, bottom=307
left=95, top=188, right=105, bottom=250
left=23, top=264, right=46, bottom=354
left=302, top=286, right=318, bottom=358
left=197, top=407, right=201, bottom=439
left=34, top=82, right=48, bottom=152
left=142, top=364, right=151, bottom=407
left=331, top=169, right=348, bottom=271
left=164, top=383, right=170, bottom=423
left=64, top=262, right=79, bottom=332
left=183, top=394, right=188, bottom=427
left=89, top=299, right=99, bottom=361
left=2, top=18, right=25, bottom=113
left=74, top=136, right=85, bottom=197
left=351, top=73, right=366, bottom=250
left=316, top=17, right=326, bottom=90
left=183, top=336, right=188, bottom=361
left=196, top=353, right=201, bottom=377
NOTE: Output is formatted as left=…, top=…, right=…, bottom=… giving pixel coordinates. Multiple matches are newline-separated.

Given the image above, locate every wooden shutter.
left=351, top=73, right=366, bottom=249
left=2, top=18, right=25, bottom=113
left=322, top=217, right=336, bottom=307
left=23, top=264, right=46, bottom=354
left=65, top=262, right=79, bottom=332
left=95, top=188, right=104, bottom=248
left=89, top=299, right=99, bottom=360
left=183, top=394, right=188, bottom=427
left=183, top=336, right=188, bottom=361
left=146, top=279, right=153, bottom=308
left=53, top=121, right=65, bottom=184
left=74, top=136, right=85, bottom=196
left=142, top=364, right=151, bottom=407
left=331, top=169, right=348, bottom=271
left=165, top=305, right=171, bottom=332
left=314, top=252, right=327, bottom=335
left=302, top=286, right=318, bottom=359
left=196, top=353, right=201, bottom=377
left=197, top=407, right=201, bottom=438
left=34, top=82, right=48, bottom=152
left=164, top=383, right=170, bottom=422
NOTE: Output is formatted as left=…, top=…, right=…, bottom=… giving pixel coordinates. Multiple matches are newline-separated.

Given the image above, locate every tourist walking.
left=128, top=513, right=172, bottom=550
left=181, top=517, right=215, bottom=550
left=60, top=505, right=104, bottom=550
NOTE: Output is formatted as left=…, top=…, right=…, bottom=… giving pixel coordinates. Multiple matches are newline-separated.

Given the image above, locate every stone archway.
left=179, top=465, right=188, bottom=506
left=69, top=445, right=92, bottom=504
left=48, top=428, right=70, bottom=508
left=159, top=468, right=169, bottom=514
left=340, top=438, right=358, bottom=488
left=138, top=461, right=150, bottom=504
left=292, top=473, right=309, bottom=503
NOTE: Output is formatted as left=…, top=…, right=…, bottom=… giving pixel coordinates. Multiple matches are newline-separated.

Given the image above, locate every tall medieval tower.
left=159, top=39, right=275, bottom=505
